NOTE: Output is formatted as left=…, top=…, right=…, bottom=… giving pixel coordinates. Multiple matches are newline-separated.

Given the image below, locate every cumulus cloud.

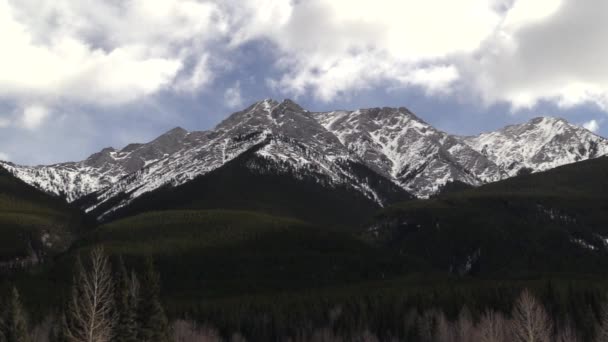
left=0, top=0, right=225, bottom=110
left=583, top=119, right=600, bottom=133
left=243, top=0, right=499, bottom=101
left=3, top=0, right=608, bottom=119
left=464, top=0, right=608, bottom=110
left=236, top=0, right=608, bottom=112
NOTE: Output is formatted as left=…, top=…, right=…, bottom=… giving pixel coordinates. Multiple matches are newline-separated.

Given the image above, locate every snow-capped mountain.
left=83, top=99, right=409, bottom=219
left=461, top=117, right=608, bottom=177
left=0, top=127, right=190, bottom=202
left=1, top=99, right=607, bottom=219
left=314, top=108, right=504, bottom=197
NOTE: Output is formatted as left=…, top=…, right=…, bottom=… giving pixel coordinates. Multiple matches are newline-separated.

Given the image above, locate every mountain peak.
left=165, top=126, right=188, bottom=135
left=99, top=147, right=116, bottom=154
left=3, top=100, right=608, bottom=209
left=463, top=115, right=608, bottom=177
left=528, top=116, right=570, bottom=127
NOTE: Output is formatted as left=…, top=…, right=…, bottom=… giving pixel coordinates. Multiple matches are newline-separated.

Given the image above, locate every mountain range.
left=1, top=99, right=607, bottom=221
left=3, top=99, right=608, bottom=340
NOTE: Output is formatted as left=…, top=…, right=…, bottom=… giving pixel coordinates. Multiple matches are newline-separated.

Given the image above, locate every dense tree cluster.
left=26, top=247, right=172, bottom=342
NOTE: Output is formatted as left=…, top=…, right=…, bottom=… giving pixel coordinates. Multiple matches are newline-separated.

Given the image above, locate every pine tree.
left=115, top=257, right=139, bottom=342
left=138, top=257, right=171, bottom=342
left=3, top=287, right=30, bottom=342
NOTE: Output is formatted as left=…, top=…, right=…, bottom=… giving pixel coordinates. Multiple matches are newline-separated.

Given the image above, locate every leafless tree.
left=65, top=247, right=116, bottom=342
left=556, top=319, right=581, bottom=342
left=418, top=309, right=436, bottom=342
left=476, top=310, right=508, bottom=342
left=511, top=289, right=553, bottom=342
left=435, top=311, right=454, bottom=342
left=455, top=306, right=474, bottom=342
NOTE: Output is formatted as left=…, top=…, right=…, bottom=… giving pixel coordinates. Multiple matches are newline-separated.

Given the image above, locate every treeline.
left=170, top=291, right=608, bottom=341
left=4, top=249, right=608, bottom=341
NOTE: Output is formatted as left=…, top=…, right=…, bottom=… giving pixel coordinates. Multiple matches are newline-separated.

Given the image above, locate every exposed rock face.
left=2, top=100, right=607, bottom=218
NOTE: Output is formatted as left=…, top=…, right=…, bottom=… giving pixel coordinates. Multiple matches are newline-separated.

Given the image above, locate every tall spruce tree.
left=3, top=287, right=30, bottom=342
left=138, top=257, right=170, bottom=342
left=115, top=257, right=139, bottom=342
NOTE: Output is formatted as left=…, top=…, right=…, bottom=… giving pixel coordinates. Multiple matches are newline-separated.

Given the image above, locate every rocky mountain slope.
left=1, top=99, right=607, bottom=220
left=0, top=127, right=190, bottom=201
left=83, top=99, right=410, bottom=220
left=461, top=117, right=608, bottom=176
left=314, top=108, right=504, bottom=197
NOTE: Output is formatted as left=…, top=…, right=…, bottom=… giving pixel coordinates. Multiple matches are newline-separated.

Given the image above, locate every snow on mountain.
left=1, top=100, right=607, bottom=218
left=0, top=127, right=190, bottom=202
left=85, top=99, right=407, bottom=219
left=461, top=117, right=608, bottom=177
left=314, top=107, right=503, bottom=197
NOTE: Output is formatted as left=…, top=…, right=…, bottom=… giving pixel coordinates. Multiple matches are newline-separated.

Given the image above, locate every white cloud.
left=0, top=152, right=9, bottom=161
left=0, top=0, right=224, bottom=108
left=583, top=119, right=600, bottom=133
left=244, top=0, right=500, bottom=101
left=232, top=0, right=608, bottom=113
left=464, top=0, right=608, bottom=111
left=20, top=104, right=50, bottom=130
left=224, top=81, right=243, bottom=109
left=2, top=0, right=608, bottom=115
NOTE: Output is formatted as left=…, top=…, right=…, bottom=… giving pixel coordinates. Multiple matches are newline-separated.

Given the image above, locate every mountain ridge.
left=1, top=99, right=607, bottom=220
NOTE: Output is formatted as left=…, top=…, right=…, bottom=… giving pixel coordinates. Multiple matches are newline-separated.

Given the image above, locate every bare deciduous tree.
left=476, top=310, right=508, bottom=342
left=556, top=319, right=580, bottom=342
left=435, top=312, right=454, bottom=342
left=511, top=289, right=553, bottom=342
left=65, top=247, right=115, bottom=342
left=456, top=306, right=474, bottom=342
left=418, top=309, right=436, bottom=342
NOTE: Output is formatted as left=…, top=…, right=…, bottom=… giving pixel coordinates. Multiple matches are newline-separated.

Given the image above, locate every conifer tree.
left=138, top=257, right=170, bottom=342
left=115, top=257, right=139, bottom=342
left=3, top=287, right=30, bottom=342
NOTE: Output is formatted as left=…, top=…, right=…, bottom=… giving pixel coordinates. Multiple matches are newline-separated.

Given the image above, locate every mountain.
left=369, top=156, right=608, bottom=276
left=1, top=100, right=607, bottom=221
left=0, top=126, right=190, bottom=202
left=80, top=99, right=412, bottom=223
left=461, top=117, right=608, bottom=176
left=80, top=138, right=410, bottom=226
left=0, top=165, right=83, bottom=265
left=314, top=108, right=503, bottom=197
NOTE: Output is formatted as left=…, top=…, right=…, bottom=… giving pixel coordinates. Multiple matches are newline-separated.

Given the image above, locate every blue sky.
left=0, top=0, right=606, bottom=165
